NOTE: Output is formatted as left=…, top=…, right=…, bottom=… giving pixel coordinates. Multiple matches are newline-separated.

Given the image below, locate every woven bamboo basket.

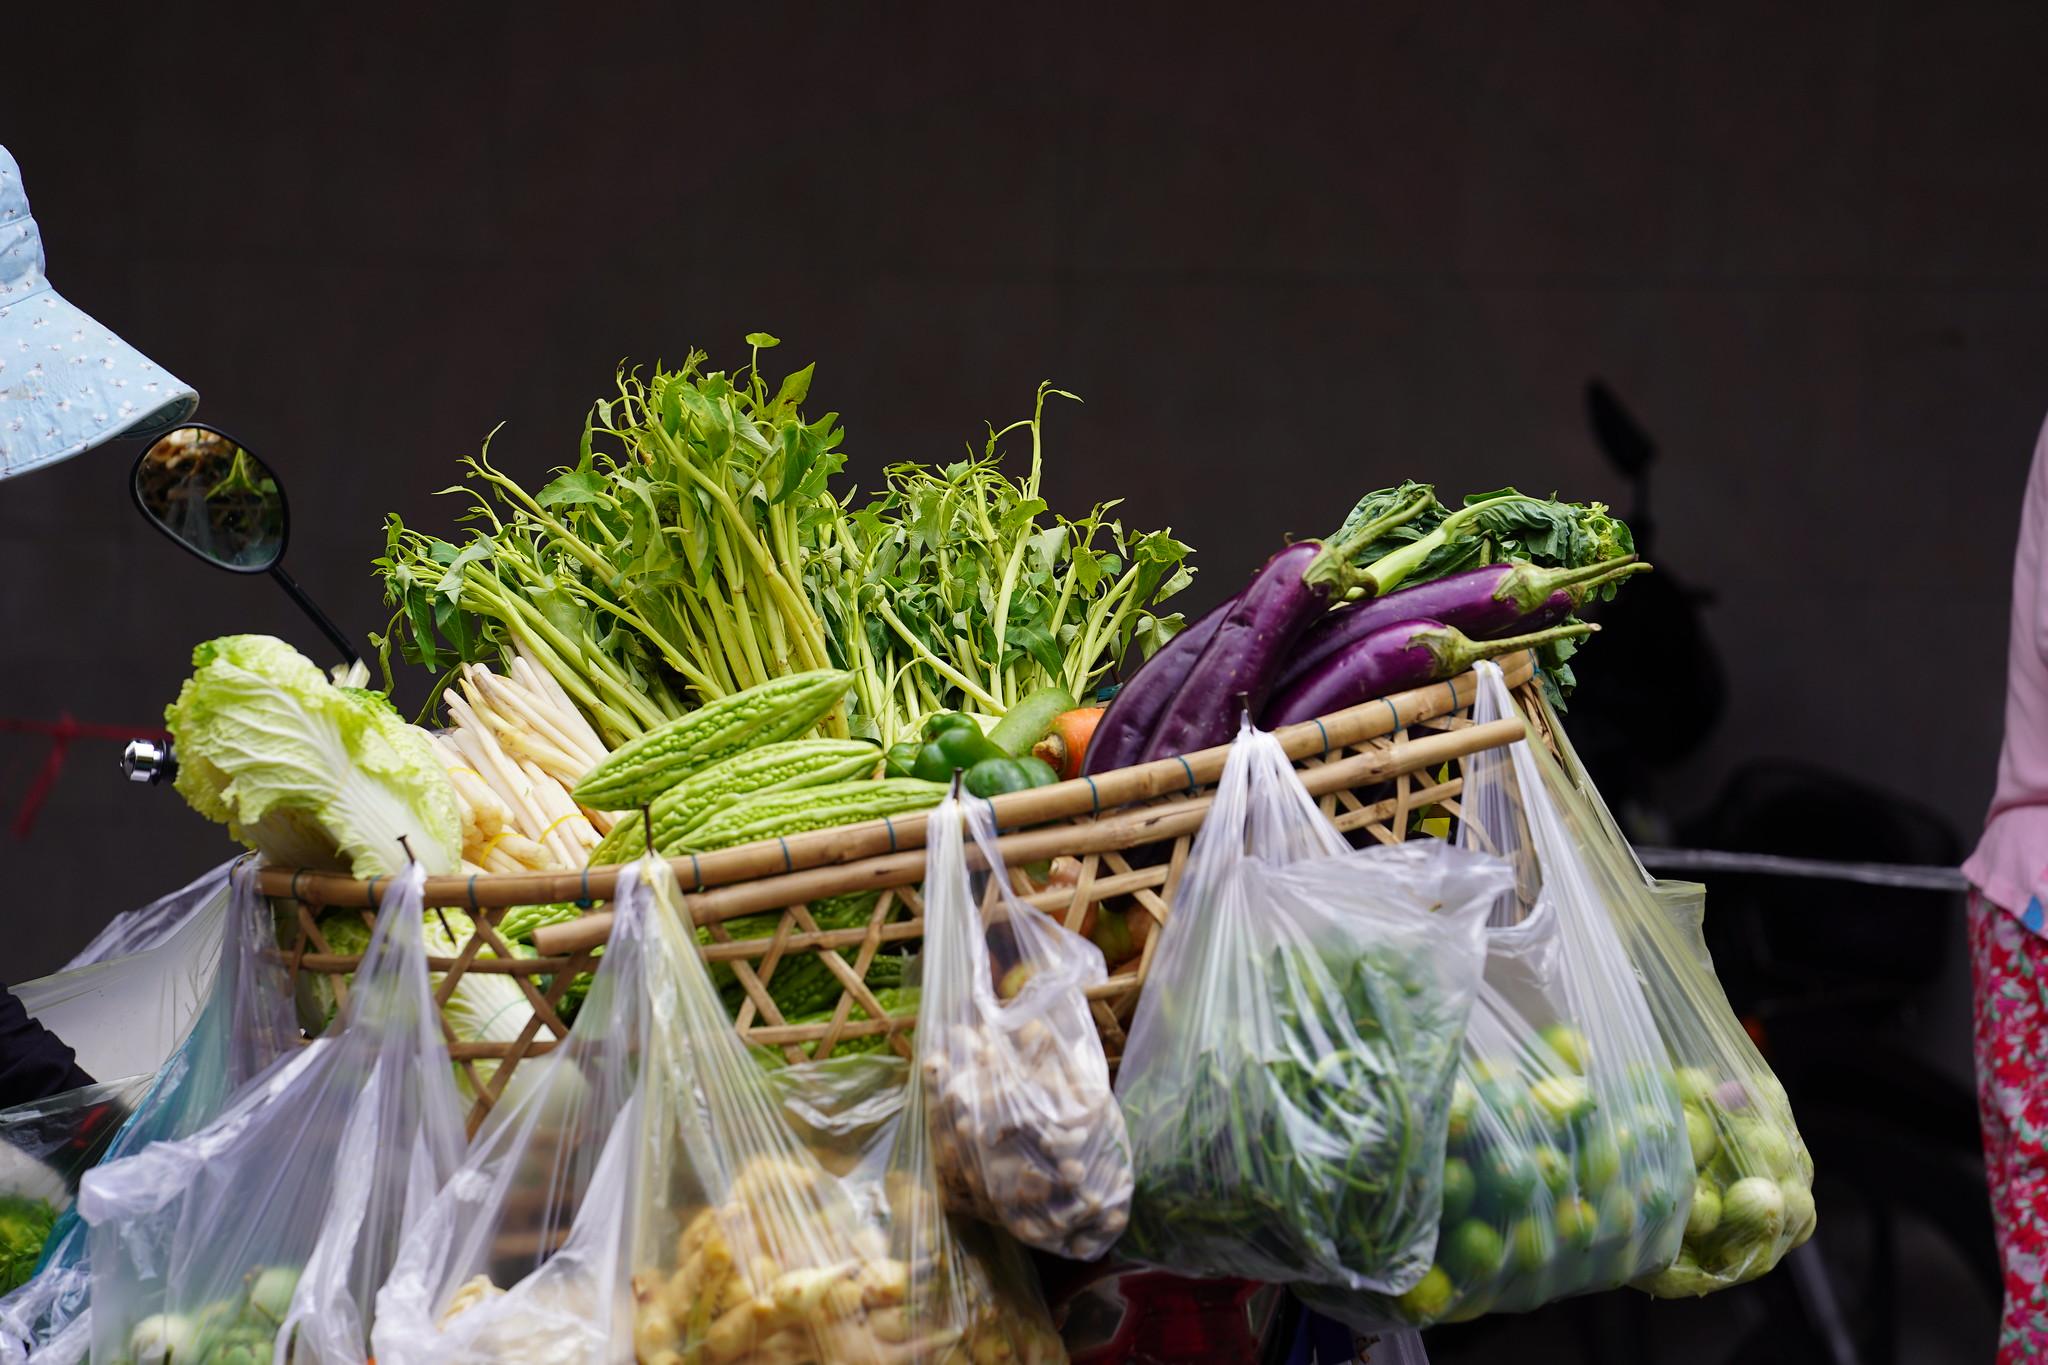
left=256, top=653, right=1548, bottom=1132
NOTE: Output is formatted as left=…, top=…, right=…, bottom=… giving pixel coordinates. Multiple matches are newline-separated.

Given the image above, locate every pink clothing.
left=1966, top=415, right=2048, bottom=926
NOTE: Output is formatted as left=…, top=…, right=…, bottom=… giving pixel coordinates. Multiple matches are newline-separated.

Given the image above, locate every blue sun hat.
left=0, top=145, right=198, bottom=482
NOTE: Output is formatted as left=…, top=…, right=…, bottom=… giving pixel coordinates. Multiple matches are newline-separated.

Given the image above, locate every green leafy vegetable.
left=165, top=635, right=461, bottom=876
left=0, top=1194, right=56, bottom=1292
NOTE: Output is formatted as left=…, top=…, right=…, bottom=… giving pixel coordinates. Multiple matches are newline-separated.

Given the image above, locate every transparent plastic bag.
left=14, top=871, right=234, bottom=1090
left=1320, top=661, right=1691, bottom=1329
left=373, top=861, right=663, bottom=1365
left=0, top=1079, right=153, bottom=1296
left=914, top=792, right=1133, bottom=1260
left=1526, top=687, right=1817, bottom=1295
left=1114, top=715, right=1511, bottom=1301
left=0, top=863, right=296, bottom=1365
left=81, top=863, right=466, bottom=1365
left=61, top=862, right=237, bottom=972
left=629, top=855, right=1065, bottom=1365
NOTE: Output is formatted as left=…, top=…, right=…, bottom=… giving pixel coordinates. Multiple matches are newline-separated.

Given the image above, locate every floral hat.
left=0, top=145, right=198, bottom=482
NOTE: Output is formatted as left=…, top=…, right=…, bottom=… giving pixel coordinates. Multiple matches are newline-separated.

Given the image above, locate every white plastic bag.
left=915, top=792, right=1134, bottom=1260
left=14, top=871, right=233, bottom=1090
left=1324, top=660, right=1692, bottom=1329
left=373, top=861, right=660, bottom=1365
left=81, top=864, right=465, bottom=1365
left=0, top=863, right=296, bottom=1365
left=1115, top=715, right=1511, bottom=1302
left=60, top=861, right=236, bottom=972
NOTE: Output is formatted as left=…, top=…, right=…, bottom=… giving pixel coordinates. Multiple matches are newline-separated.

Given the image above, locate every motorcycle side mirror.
left=132, top=424, right=360, bottom=665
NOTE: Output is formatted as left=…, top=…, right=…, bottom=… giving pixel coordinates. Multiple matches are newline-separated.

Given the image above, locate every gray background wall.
left=0, top=4, right=2027, bottom=1357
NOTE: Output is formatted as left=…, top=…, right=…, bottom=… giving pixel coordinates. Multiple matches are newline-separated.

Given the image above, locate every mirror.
left=132, top=425, right=286, bottom=572
left=131, top=424, right=361, bottom=665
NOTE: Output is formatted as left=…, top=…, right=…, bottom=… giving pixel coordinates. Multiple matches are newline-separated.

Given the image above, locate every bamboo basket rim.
left=252, top=652, right=1538, bottom=912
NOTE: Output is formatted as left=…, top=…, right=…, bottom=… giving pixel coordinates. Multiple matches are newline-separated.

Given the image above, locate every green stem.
left=1306, top=487, right=1438, bottom=593
left=1356, top=492, right=1541, bottom=598
left=873, top=597, right=1004, bottom=711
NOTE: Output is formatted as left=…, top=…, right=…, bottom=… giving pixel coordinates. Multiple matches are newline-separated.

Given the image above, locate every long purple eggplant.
left=1081, top=597, right=1230, bottom=777
left=1262, top=618, right=1596, bottom=728
left=1275, top=556, right=1647, bottom=697
left=1117, top=488, right=1439, bottom=767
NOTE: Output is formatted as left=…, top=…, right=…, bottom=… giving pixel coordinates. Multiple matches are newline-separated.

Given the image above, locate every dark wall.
left=3, top=2, right=2042, bottom=980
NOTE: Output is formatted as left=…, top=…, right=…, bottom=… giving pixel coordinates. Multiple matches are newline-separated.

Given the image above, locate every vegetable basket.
left=255, top=653, right=1551, bottom=1132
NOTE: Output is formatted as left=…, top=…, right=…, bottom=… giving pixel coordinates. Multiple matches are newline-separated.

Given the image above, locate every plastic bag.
left=1325, top=660, right=1691, bottom=1329
left=915, top=792, right=1133, bottom=1260
left=14, top=871, right=234, bottom=1090
left=60, top=862, right=236, bottom=972
left=373, top=862, right=662, bottom=1364
left=1525, top=685, right=1817, bottom=1294
left=0, top=1079, right=152, bottom=1296
left=82, top=863, right=466, bottom=1365
left=0, top=862, right=297, bottom=1365
left=1114, top=715, right=1511, bottom=1301
left=628, top=854, right=1065, bottom=1365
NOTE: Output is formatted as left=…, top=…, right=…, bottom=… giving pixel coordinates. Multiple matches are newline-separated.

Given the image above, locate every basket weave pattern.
left=265, top=658, right=1542, bottom=1132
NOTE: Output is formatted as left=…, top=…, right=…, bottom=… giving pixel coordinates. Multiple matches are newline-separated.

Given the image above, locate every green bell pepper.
left=884, top=740, right=922, bottom=778
left=912, top=720, right=1008, bottom=782
left=962, top=754, right=1060, bottom=798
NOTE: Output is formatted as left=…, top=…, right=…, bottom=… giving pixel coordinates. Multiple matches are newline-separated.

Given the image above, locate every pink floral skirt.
left=1970, top=890, right=2048, bottom=1361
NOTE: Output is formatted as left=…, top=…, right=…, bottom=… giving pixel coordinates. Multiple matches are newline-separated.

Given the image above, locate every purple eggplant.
left=1081, top=598, right=1230, bottom=778
left=1276, top=557, right=1647, bottom=696
left=1136, top=488, right=1438, bottom=763
left=1262, top=617, right=1598, bottom=728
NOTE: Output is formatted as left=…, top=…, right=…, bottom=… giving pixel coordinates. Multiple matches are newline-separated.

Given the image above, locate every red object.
left=0, top=714, right=170, bottom=838
left=1055, top=1268, right=1266, bottom=1364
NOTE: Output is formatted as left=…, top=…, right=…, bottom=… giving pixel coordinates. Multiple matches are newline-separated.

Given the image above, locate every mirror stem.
left=269, top=563, right=360, bottom=667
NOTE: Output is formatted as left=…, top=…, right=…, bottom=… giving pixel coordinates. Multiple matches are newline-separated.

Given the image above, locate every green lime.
left=1441, top=1219, right=1506, bottom=1284
left=1531, top=1143, right=1572, bottom=1198
left=1531, top=1075, right=1595, bottom=1130
left=1637, top=1174, right=1680, bottom=1224
left=1555, top=1196, right=1599, bottom=1251
left=1598, top=1186, right=1639, bottom=1239
left=1446, top=1077, right=1480, bottom=1149
left=1394, top=1265, right=1455, bottom=1322
left=1540, top=1023, right=1590, bottom=1072
left=1442, top=1157, right=1477, bottom=1224
left=1475, top=1146, right=1539, bottom=1217
left=1508, top=1215, right=1556, bottom=1275
left=1477, top=1074, right=1535, bottom=1130
left=1575, top=1133, right=1621, bottom=1191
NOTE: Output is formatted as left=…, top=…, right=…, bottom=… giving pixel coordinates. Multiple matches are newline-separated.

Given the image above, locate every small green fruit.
left=1575, top=1134, right=1621, bottom=1191
left=1684, top=1107, right=1718, bottom=1170
left=1395, top=1265, right=1455, bottom=1322
left=1508, top=1215, right=1556, bottom=1274
left=1781, top=1179, right=1817, bottom=1246
left=1476, top=1147, right=1539, bottom=1216
left=1441, top=1220, right=1506, bottom=1284
left=1686, top=1179, right=1722, bottom=1239
left=1672, top=1067, right=1717, bottom=1107
left=1442, top=1157, right=1477, bottom=1224
left=1598, top=1187, right=1639, bottom=1239
left=1447, top=1077, right=1479, bottom=1148
left=1555, top=1197, right=1599, bottom=1251
left=1531, top=1076, right=1595, bottom=1129
left=1540, top=1023, right=1589, bottom=1072
left=1531, top=1143, right=1572, bottom=1198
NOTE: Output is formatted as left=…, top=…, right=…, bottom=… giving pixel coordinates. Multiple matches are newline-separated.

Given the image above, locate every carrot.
left=1033, top=706, right=1106, bottom=780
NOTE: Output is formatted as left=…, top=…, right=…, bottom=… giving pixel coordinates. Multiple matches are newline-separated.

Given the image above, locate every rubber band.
left=290, top=869, right=310, bottom=904
left=538, top=810, right=584, bottom=842
left=690, top=853, right=703, bottom=889
left=1312, top=718, right=1332, bottom=756
left=466, top=874, right=480, bottom=914
left=448, top=766, right=486, bottom=780
left=882, top=816, right=899, bottom=852
left=576, top=865, right=593, bottom=910
left=779, top=837, right=793, bottom=874
left=1383, top=698, right=1401, bottom=734
left=1176, top=755, right=1197, bottom=793
left=364, top=875, right=381, bottom=908
left=1083, top=775, right=1102, bottom=817
left=477, top=830, right=512, bottom=861
left=1443, top=681, right=1457, bottom=714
